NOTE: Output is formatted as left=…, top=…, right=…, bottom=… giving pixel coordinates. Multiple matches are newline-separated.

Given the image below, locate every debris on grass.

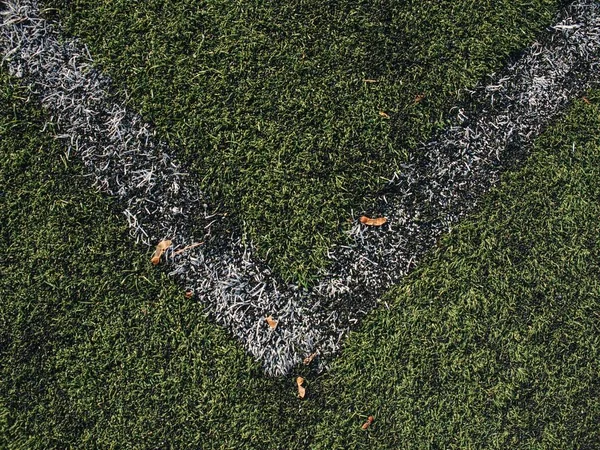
left=414, top=93, right=425, bottom=103
left=361, top=416, right=375, bottom=430
left=265, top=316, right=278, bottom=329
left=303, top=351, right=318, bottom=365
left=173, top=242, right=203, bottom=255
left=359, top=216, right=387, bottom=226
left=151, top=239, right=172, bottom=265
left=296, top=376, right=306, bottom=399
left=378, top=111, right=390, bottom=119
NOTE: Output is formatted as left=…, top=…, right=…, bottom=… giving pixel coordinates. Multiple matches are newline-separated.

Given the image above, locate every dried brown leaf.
left=363, top=79, right=378, bottom=83
left=360, top=216, right=387, bottom=226
left=297, top=376, right=306, bottom=399
left=151, top=239, right=172, bottom=265
left=414, top=93, right=425, bottom=103
left=378, top=111, right=390, bottom=119
left=185, top=290, right=193, bottom=299
left=361, top=416, right=375, bottom=430
left=303, top=352, right=318, bottom=365
left=583, top=96, right=591, bottom=104
left=265, top=316, right=278, bottom=329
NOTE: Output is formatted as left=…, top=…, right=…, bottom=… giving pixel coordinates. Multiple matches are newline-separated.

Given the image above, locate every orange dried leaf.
left=297, top=376, right=306, bottom=399
left=303, top=352, right=318, bottom=365
left=265, top=316, right=278, bottom=329
left=185, top=290, right=193, bottom=299
left=583, top=96, right=591, bottom=104
left=359, top=216, right=387, bottom=226
left=414, top=93, right=425, bottom=103
left=378, top=111, right=390, bottom=119
left=361, top=416, right=375, bottom=430
left=151, top=239, right=172, bottom=265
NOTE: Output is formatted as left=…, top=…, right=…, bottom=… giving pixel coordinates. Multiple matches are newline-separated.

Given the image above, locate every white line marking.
left=2, top=0, right=599, bottom=375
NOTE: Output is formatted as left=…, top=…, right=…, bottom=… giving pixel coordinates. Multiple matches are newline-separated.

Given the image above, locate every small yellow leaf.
left=265, top=316, right=278, bottom=329
left=379, top=111, right=390, bottom=119
left=363, top=79, right=378, bottom=83
left=360, top=216, right=387, bottom=226
left=151, top=239, right=172, bottom=265
left=296, top=376, right=306, bottom=399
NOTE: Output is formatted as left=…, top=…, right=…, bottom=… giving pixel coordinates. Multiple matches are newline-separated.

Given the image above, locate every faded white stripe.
left=2, top=0, right=599, bottom=376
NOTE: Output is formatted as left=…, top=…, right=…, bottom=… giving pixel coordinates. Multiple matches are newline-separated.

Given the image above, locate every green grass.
left=0, top=70, right=311, bottom=449
left=2, top=65, right=600, bottom=449
left=315, top=91, right=600, bottom=448
left=44, top=0, right=560, bottom=284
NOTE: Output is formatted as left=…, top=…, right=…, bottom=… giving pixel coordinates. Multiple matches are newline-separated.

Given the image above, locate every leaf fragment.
left=363, top=78, right=378, bottom=83
left=185, top=289, right=193, bottom=299
left=414, top=93, right=425, bottom=103
left=303, top=352, right=318, bottom=365
left=173, top=242, right=204, bottom=255
left=583, top=96, right=591, bottom=104
left=296, top=376, right=306, bottom=399
left=265, top=316, right=278, bottom=329
left=361, top=416, right=375, bottom=430
left=359, top=216, right=387, bottom=226
left=378, top=111, right=390, bottom=119
left=151, top=239, right=172, bottom=265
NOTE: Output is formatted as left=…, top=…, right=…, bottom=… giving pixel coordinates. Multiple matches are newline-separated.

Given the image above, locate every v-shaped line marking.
left=2, top=0, right=599, bottom=375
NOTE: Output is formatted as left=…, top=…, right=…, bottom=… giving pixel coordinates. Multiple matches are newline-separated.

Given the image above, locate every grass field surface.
left=2, top=0, right=600, bottom=448
left=45, top=0, right=559, bottom=284
left=3, top=71, right=599, bottom=448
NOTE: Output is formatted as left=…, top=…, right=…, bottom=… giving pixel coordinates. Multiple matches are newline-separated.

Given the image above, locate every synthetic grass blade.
left=1, top=0, right=599, bottom=376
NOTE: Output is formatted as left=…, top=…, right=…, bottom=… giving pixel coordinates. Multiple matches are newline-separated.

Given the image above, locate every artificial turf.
left=2, top=66, right=600, bottom=449
left=43, top=0, right=561, bottom=284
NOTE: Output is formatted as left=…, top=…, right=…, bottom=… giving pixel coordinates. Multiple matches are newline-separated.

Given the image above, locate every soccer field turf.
left=2, top=0, right=600, bottom=448
left=41, top=0, right=563, bottom=284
